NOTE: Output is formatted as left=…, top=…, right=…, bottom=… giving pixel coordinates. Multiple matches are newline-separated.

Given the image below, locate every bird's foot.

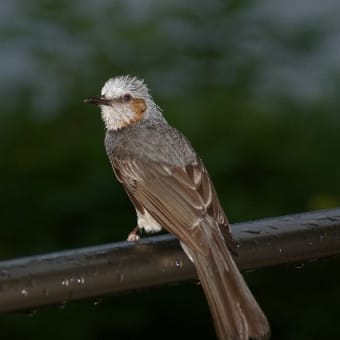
left=127, top=226, right=140, bottom=242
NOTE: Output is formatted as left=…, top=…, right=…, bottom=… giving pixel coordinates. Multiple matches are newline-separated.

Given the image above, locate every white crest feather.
left=99, top=75, right=165, bottom=131
left=101, top=76, right=150, bottom=99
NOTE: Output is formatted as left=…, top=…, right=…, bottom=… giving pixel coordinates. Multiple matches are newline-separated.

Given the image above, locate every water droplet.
left=61, top=279, right=69, bottom=287
left=21, top=288, right=28, bottom=296
left=175, top=259, right=182, bottom=269
left=320, top=234, right=325, bottom=241
left=77, top=277, right=85, bottom=285
left=93, top=297, right=103, bottom=306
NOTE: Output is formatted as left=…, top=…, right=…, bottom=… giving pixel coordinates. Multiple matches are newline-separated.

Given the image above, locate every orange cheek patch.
left=129, top=98, right=146, bottom=124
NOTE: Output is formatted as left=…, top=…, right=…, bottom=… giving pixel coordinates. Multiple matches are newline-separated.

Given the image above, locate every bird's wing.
left=112, top=156, right=237, bottom=255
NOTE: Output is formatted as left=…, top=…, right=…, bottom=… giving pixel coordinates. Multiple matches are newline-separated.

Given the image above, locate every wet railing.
left=0, top=208, right=339, bottom=313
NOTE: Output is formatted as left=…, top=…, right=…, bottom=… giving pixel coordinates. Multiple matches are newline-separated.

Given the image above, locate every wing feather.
left=111, top=157, right=237, bottom=254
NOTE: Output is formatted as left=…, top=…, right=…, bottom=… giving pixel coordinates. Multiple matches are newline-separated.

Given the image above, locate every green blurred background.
left=1, top=0, right=340, bottom=339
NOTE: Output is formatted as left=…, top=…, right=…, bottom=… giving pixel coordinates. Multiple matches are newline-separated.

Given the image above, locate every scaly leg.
left=127, top=226, right=140, bottom=242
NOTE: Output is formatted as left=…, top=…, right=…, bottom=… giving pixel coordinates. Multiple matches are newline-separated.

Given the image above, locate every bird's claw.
left=127, top=226, right=140, bottom=242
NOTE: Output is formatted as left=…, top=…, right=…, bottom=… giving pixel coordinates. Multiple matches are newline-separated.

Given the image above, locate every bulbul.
left=85, top=75, right=270, bottom=340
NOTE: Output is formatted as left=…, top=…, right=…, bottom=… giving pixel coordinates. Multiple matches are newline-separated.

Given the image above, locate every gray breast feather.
left=105, top=119, right=197, bottom=167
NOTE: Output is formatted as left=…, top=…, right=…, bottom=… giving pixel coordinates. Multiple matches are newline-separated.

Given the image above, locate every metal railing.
left=0, top=208, right=339, bottom=313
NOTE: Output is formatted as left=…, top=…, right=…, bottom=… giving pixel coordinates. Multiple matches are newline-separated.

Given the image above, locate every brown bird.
left=85, top=75, right=270, bottom=340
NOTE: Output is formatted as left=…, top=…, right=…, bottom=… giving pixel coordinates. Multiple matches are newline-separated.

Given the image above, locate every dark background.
left=1, top=1, right=340, bottom=339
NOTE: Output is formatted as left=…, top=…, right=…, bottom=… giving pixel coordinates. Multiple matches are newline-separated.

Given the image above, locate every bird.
left=85, top=75, right=270, bottom=340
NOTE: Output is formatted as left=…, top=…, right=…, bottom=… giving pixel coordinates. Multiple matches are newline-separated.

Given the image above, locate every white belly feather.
left=137, top=210, right=163, bottom=233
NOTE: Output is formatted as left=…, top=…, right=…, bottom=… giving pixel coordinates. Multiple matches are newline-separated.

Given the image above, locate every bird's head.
left=85, top=75, right=164, bottom=131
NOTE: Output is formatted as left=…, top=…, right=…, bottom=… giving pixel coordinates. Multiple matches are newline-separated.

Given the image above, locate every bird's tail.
left=181, top=228, right=270, bottom=340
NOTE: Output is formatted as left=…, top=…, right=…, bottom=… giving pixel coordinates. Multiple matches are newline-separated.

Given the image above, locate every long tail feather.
left=181, top=227, right=270, bottom=340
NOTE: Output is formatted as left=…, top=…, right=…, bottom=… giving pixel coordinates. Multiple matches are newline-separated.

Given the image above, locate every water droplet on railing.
left=93, top=297, right=103, bottom=306
left=175, top=259, right=182, bottom=269
left=320, top=234, right=325, bottom=241
left=61, top=279, right=69, bottom=287
left=77, top=277, right=85, bottom=285
left=21, top=288, right=29, bottom=296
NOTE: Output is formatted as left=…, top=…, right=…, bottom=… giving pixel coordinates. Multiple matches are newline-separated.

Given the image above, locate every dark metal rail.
left=0, top=208, right=339, bottom=313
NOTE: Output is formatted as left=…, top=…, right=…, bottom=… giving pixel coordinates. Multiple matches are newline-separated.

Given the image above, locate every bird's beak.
left=84, top=95, right=112, bottom=106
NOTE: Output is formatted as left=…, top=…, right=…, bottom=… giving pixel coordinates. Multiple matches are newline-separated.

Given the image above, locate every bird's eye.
left=122, top=94, right=132, bottom=102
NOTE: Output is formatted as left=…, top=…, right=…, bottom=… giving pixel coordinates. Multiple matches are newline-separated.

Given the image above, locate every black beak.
left=84, top=95, right=112, bottom=106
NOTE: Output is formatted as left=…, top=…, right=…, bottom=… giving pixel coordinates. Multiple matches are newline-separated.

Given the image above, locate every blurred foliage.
left=0, top=0, right=339, bottom=339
